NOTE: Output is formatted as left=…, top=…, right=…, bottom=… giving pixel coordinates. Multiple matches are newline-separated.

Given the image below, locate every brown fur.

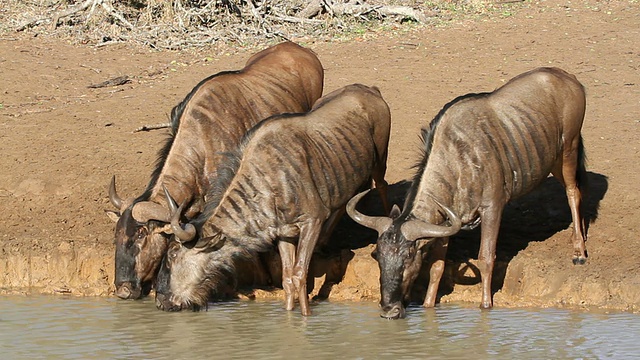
left=157, top=84, right=391, bottom=315
left=107, top=41, right=324, bottom=299
left=349, top=67, right=588, bottom=318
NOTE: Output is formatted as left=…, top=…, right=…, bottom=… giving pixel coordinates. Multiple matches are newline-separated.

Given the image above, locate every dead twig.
left=4, top=108, right=56, bottom=118
left=95, top=40, right=125, bottom=48
left=100, top=0, right=134, bottom=30
left=16, top=18, right=48, bottom=32
left=50, top=0, right=94, bottom=30
left=133, top=123, right=172, bottom=133
left=299, top=0, right=323, bottom=18
left=17, top=0, right=136, bottom=32
left=80, top=64, right=101, bottom=74
left=265, top=13, right=325, bottom=25
left=329, top=4, right=433, bottom=23
left=88, top=75, right=130, bottom=89
left=299, top=1, right=432, bottom=22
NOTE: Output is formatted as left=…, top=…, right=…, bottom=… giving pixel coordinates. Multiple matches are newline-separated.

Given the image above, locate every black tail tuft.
left=576, top=135, right=588, bottom=190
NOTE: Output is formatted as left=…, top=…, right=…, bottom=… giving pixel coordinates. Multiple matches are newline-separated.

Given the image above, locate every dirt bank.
left=1, top=0, right=639, bottom=312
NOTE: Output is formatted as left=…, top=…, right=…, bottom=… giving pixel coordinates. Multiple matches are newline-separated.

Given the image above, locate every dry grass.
left=1, top=0, right=521, bottom=51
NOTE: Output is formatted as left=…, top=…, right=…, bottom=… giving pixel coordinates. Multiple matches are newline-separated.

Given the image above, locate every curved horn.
left=131, top=201, right=172, bottom=223
left=400, top=197, right=462, bottom=241
left=163, top=185, right=178, bottom=215
left=346, top=190, right=393, bottom=235
left=129, top=185, right=179, bottom=223
left=109, top=175, right=123, bottom=209
left=170, top=201, right=196, bottom=243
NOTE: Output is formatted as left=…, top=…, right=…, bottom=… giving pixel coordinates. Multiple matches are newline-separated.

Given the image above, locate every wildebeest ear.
left=155, top=224, right=173, bottom=235
left=105, top=210, right=120, bottom=223
left=195, top=235, right=225, bottom=252
left=389, top=204, right=402, bottom=219
left=416, top=238, right=433, bottom=251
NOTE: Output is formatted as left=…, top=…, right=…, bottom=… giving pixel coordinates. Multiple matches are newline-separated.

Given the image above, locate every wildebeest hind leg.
left=551, top=146, right=588, bottom=265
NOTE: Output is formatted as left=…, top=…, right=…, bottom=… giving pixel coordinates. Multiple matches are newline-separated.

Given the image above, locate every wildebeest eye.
left=167, top=242, right=180, bottom=261
left=135, top=227, right=148, bottom=241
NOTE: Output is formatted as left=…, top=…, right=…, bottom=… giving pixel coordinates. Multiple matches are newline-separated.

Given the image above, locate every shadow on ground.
left=420, top=171, right=608, bottom=303
left=316, top=171, right=609, bottom=303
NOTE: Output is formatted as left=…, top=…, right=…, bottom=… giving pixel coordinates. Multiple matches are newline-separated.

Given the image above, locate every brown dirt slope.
left=1, top=0, right=639, bottom=311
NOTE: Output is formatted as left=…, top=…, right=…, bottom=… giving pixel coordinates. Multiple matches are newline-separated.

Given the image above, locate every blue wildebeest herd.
left=107, top=42, right=589, bottom=318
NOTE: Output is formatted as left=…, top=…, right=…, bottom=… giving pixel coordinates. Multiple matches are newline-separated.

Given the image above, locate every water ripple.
left=1, top=296, right=639, bottom=359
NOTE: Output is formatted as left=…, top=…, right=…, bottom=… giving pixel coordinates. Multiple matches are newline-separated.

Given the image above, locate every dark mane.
left=134, top=70, right=242, bottom=202
left=191, top=112, right=300, bottom=231
left=191, top=148, right=242, bottom=230
left=403, top=92, right=490, bottom=211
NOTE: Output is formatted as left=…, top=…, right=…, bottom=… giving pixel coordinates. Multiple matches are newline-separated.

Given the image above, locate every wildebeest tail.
left=576, top=135, right=587, bottom=190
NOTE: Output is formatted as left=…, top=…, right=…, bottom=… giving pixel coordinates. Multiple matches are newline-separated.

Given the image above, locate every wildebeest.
left=347, top=67, right=588, bottom=319
left=155, top=84, right=391, bottom=315
left=105, top=42, right=324, bottom=300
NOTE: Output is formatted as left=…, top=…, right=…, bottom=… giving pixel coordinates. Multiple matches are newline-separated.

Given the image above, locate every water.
left=1, top=296, right=639, bottom=359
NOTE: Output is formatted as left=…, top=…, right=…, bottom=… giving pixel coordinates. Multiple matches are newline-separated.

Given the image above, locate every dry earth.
left=1, top=0, right=639, bottom=312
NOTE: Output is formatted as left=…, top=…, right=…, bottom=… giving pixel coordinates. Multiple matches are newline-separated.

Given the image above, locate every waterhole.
left=1, top=295, right=638, bottom=359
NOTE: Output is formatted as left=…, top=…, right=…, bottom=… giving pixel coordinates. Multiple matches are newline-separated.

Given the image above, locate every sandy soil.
left=1, top=0, right=639, bottom=312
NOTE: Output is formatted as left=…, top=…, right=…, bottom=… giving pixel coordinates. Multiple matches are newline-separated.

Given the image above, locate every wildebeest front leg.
left=293, top=220, right=323, bottom=316
left=423, top=237, right=449, bottom=308
left=278, top=239, right=296, bottom=311
left=478, top=206, right=502, bottom=309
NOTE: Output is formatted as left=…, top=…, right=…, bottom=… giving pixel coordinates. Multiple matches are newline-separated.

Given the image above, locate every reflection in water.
left=0, top=296, right=639, bottom=359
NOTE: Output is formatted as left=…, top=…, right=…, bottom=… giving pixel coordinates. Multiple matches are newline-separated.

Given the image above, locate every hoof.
left=572, top=256, right=587, bottom=265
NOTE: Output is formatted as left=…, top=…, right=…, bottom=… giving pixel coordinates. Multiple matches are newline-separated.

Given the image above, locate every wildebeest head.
left=154, top=235, right=236, bottom=312
left=154, top=192, right=237, bottom=311
left=106, top=176, right=173, bottom=300
left=346, top=190, right=461, bottom=319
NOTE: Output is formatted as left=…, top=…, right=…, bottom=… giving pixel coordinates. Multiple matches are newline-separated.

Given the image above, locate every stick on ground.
left=132, top=123, right=172, bottom=133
